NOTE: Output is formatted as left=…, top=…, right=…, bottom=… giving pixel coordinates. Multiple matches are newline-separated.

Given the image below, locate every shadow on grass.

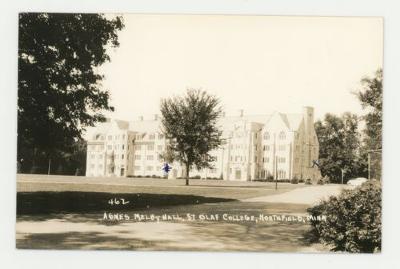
left=17, top=191, right=237, bottom=215
left=16, top=231, right=168, bottom=250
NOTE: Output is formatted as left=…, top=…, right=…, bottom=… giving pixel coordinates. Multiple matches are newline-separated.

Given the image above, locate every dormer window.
left=279, top=131, right=286, bottom=140
left=263, top=132, right=270, bottom=140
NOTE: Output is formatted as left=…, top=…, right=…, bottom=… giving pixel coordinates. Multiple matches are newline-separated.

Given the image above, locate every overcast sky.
left=98, top=14, right=383, bottom=121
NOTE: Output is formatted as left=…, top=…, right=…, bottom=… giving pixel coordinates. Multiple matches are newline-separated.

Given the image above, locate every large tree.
left=160, top=89, right=223, bottom=185
left=356, top=68, right=383, bottom=150
left=18, top=13, right=124, bottom=173
left=315, top=113, right=365, bottom=183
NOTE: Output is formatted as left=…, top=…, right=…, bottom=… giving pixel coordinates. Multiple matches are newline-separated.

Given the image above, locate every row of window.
left=259, top=169, right=287, bottom=179
left=134, top=165, right=162, bottom=171
left=135, top=133, right=164, bottom=141
left=107, top=144, right=126, bottom=151
left=262, top=131, right=286, bottom=140
left=133, top=144, right=163, bottom=151
left=107, top=134, right=126, bottom=141
left=229, top=144, right=288, bottom=152
left=134, top=155, right=162, bottom=161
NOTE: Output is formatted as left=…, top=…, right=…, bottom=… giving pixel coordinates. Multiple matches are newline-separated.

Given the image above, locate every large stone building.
left=85, top=106, right=321, bottom=181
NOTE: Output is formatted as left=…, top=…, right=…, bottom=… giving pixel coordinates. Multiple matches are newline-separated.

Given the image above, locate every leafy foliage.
left=356, top=69, right=383, bottom=150
left=315, top=113, right=366, bottom=183
left=17, top=13, right=124, bottom=173
left=307, top=181, right=381, bottom=253
left=160, top=89, right=223, bottom=185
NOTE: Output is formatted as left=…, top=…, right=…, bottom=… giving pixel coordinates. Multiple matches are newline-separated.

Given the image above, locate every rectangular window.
left=158, top=134, right=164, bottom=139
left=122, top=144, right=125, bottom=150
left=134, top=145, right=141, bottom=150
left=149, top=134, right=155, bottom=140
left=108, top=135, right=112, bottom=140
left=121, top=154, right=124, bottom=160
left=122, top=134, right=125, bottom=140
left=98, top=154, right=103, bottom=159
left=90, top=164, right=95, bottom=169
left=146, top=166, right=153, bottom=171
left=279, top=145, right=286, bottom=151
left=157, top=145, right=163, bottom=151
left=147, top=144, right=154, bottom=150
left=147, top=155, right=154, bottom=160
left=134, top=155, right=141, bottom=160
left=90, top=154, right=95, bottom=159
left=134, top=166, right=141, bottom=170
left=107, top=145, right=112, bottom=150
left=263, top=145, right=270, bottom=151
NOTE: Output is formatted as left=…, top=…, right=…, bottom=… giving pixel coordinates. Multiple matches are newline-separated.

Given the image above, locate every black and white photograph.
left=15, top=13, right=383, bottom=253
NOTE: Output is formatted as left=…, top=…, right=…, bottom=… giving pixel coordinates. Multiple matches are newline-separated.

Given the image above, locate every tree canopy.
left=356, top=69, right=383, bottom=150
left=315, top=113, right=365, bottom=183
left=17, top=13, right=124, bottom=174
left=160, top=89, right=223, bottom=185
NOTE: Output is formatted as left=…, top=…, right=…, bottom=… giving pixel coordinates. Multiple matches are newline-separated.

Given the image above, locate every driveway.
left=243, top=184, right=353, bottom=205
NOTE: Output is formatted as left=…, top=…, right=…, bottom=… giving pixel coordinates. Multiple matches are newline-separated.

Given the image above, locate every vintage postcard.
left=16, top=13, right=382, bottom=253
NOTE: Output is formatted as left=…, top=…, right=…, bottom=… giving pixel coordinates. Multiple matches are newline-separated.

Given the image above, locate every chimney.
left=154, top=114, right=159, bottom=121
left=238, top=109, right=244, bottom=117
left=222, top=112, right=226, bottom=117
left=138, top=116, right=143, bottom=121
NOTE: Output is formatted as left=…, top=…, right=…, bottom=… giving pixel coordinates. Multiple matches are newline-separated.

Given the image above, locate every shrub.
left=266, top=175, right=274, bottom=182
left=298, top=179, right=305, bottom=183
left=307, top=181, right=381, bottom=253
left=317, top=179, right=324, bottom=185
left=290, top=178, right=298, bottom=184
left=305, top=178, right=312, bottom=185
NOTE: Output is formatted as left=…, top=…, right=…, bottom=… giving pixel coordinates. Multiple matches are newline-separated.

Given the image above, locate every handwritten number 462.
left=108, top=198, right=129, bottom=205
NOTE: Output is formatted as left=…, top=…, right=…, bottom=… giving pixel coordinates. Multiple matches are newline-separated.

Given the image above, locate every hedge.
left=307, top=180, right=381, bottom=253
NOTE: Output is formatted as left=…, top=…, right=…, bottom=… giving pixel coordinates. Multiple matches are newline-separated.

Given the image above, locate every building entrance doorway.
left=235, top=169, right=241, bottom=180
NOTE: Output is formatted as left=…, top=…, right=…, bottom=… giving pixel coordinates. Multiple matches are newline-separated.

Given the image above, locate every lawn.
left=16, top=174, right=327, bottom=252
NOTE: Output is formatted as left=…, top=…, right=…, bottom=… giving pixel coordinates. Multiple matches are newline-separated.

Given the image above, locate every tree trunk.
left=185, top=163, right=189, bottom=186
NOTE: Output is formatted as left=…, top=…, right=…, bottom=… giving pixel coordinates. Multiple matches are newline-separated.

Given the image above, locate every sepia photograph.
left=16, top=13, right=383, bottom=253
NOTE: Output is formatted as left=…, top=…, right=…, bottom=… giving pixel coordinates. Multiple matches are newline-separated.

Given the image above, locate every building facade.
left=85, top=107, right=321, bottom=181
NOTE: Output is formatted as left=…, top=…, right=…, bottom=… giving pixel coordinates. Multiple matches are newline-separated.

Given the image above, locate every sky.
left=98, top=14, right=383, bottom=122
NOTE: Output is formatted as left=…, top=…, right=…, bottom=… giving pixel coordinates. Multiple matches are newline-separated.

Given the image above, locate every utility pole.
left=341, top=168, right=344, bottom=185
left=47, top=158, right=51, bottom=175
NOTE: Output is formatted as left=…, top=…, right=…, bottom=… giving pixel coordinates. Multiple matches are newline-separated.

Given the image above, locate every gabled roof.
left=285, top=113, right=304, bottom=131
left=264, top=112, right=304, bottom=131
left=84, top=111, right=305, bottom=141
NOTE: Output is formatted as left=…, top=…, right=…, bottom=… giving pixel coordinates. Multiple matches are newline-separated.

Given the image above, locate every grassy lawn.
left=16, top=174, right=326, bottom=252
left=17, top=174, right=304, bottom=200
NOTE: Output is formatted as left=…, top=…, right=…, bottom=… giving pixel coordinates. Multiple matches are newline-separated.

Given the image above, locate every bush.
left=298, top=179, right=305, bottom=183
left=317, top=179, right=324, bottom=185
left=290, top=178, right=298, bottom=184
left=305, top=178, right=312, bottom=185
left=307, top=181, right=381, bottom=253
